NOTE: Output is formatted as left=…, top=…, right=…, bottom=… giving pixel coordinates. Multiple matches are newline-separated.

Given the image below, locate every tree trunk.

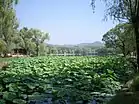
left=122, top=45, right=126, bottom=57
left=36, top=43, right=39, bottom=56
left=134, top=23, right=139, bottom=73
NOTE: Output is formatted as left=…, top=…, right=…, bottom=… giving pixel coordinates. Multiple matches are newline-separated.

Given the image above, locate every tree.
left=31, top=29, right=49, bottom=56
left=19, top=28, right=50, bottom=56
left=102, top=23, right=136, bottom=56
left=39, top=43, right=47, bottom=56
left=96, top=47, right=108, bottom=56
left=74, top=47, right=81, bottom=56
left=0, top=0, right=19, bottom=56
left=0, top=39, right=6, bottom=55
left=91, top=0, right=139, bottom=71
left=19, top=27, right=35, bottom=55
left=49, top=47, right=58, bottom=54
left=13, top=0, right=19, bottom=4
left=0, top=1, right=50, bottom=57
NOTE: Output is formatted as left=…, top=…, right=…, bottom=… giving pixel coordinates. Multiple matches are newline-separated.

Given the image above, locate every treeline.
left=0, top=0, right=49, bottom=57
left=46, top=45, right=117, bottom=56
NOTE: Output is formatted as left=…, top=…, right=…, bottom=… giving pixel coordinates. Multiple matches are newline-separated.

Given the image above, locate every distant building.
left=12, top=48, right=27, bottom=55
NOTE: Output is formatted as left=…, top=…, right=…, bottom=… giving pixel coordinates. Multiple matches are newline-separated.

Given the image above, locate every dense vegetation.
left=92, top=0, right=139, bottom=69
left=0, top=1, right=49, bottom=57
left=102, top=23, right=136, bottom=57
left=0, top=56, right=133, bottom=104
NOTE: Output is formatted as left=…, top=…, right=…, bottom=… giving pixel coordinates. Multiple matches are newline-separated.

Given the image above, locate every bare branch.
left=134, top=0, right=138, bottom=15
left=128, top=0, right=133, bottom=16
left=137, top=0, right=139, bottom=17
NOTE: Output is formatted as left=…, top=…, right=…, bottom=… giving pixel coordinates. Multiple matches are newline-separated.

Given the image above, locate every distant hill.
left=77, top=41, right=104, bottom=48
left=47, top=41, right=104, bottom=48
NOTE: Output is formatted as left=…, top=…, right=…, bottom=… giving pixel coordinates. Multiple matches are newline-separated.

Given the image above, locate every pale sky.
left=15, top=0, right=117, bottom=45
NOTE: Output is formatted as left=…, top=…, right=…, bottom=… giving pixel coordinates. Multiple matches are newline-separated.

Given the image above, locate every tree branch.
left=134, top=0, right=138, bottom=15
left=128, top=0, right=133, bottom=16
left=137, top=0, right=139, bottom=17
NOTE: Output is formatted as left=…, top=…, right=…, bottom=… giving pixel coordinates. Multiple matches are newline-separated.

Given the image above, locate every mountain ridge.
left=47, top=41, right=104, bottom=48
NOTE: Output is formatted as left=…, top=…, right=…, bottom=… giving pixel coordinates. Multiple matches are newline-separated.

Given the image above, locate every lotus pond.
left=0, top=56, right=133, bottom=104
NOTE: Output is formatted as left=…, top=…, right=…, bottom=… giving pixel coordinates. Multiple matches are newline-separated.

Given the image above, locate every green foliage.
left=30, top=28, right=49, bottom=56
left=102, top=23, right=135, bottom=56
left=17, top=27, right=49, bottom=56
left=0, top=39, right=6, bottom=53
left=95, top=47, right=111, bottom=56
left=91, top=0, right=139, bottom=22
left=0, top=0, right=19, bottom=55
left=91, top=0, right=139, bottom=70
left=0, top=56, right=133, bottom=103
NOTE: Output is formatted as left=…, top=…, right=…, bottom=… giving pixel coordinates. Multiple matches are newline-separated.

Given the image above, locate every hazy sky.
left=15, top=0, right=117, bottom=45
